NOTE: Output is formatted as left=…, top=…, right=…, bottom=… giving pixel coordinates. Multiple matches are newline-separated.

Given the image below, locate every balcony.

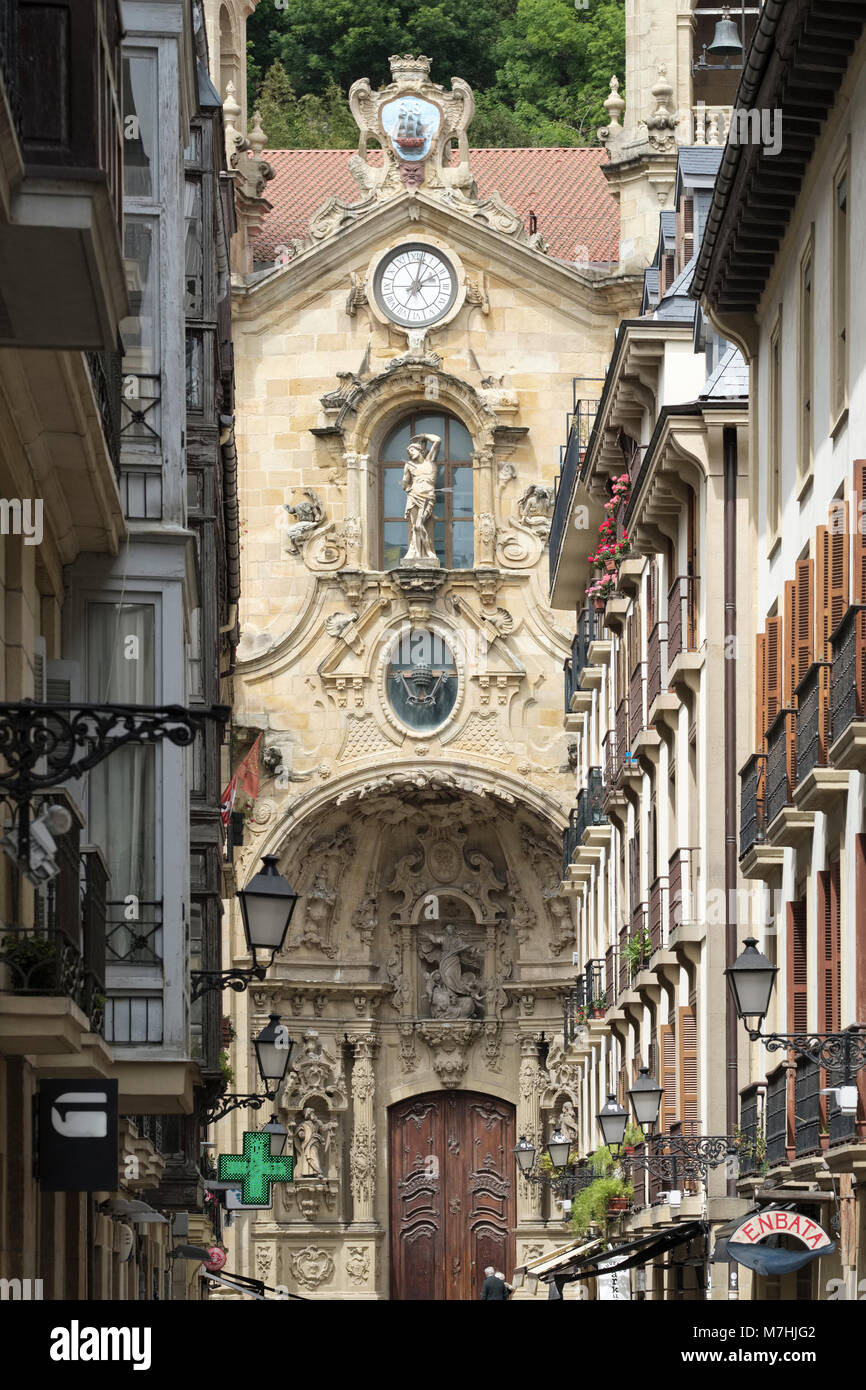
left=668, top=847, right=704, bottom=951
left=667, top=576, right=701, bottom=692
left=562, top=768, right=608, bottom=880
left=0, top=0, right=127, bottom=348
left=549, top=391, right=602, bottom=591
left=606, top=940, right=620, bottom=1009
left=793, top=1057, right=822, bottom=1158
left=739, top=753, right=766, bottom=858
left=765, top=707, right=813, bottom=847
left=737, top=1084, right=764, bottom=1180
left=647, top=620, right=665, bottom=710
left=0, top=793, right=110, bottom=1059
left=764, top=1064, right=789, bottom=1169
left=829, top=605, right=866, bottom=771
left=562, top=958, right=606, bottom=1040
left=794, top=660, right=847, bottom=810
left=648, top=876, right=668, bottom=956
left=628, top=663, right=645, bottom=747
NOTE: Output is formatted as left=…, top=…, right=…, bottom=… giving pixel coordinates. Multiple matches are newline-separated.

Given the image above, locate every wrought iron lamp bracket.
left=190, top=963, right=269, bottom=1003
left=628, top=1135, right=737, bottom=1182
left=747, top=1027, right=866, bottom=1078
left=203, top=1089, right=276, bottom=1126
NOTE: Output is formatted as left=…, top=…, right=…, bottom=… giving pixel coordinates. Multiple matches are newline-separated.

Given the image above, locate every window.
left=380, top=411, right=474, bottom=569
left=768, top=314, right=782, bottom=538
left=122, top=52, right=158, bottom=200
left=831, top=154, right=849, bottom=422
left=184, top=177, right=203, bottom=317
left=86, top=602, right=158, bottom=910
left=105, top=995, right=163, bottom=1045
left=798, top=239, right=814, bottom=485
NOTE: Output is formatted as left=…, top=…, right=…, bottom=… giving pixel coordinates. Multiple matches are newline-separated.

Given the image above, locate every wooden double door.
left=389, top=1090, right=515, bottom=1301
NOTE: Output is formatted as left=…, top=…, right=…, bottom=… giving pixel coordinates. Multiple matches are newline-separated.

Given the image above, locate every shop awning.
left=539, top=1221, right=708, bottom=1285
left=513, top=1237, right=605, bottom=1281
left=727, top=1240, right=835, bottom=1278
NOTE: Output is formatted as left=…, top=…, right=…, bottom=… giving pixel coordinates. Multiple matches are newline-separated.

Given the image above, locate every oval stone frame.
left=377, top=622, right=466, bottom=741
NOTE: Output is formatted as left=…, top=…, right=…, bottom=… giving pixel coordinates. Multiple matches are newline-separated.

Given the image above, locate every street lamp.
left=238, top=855, right=299, bottom=957
left=725, top=938, right=778, bottom=1033
left=597, top=1094, right=628, bottom=1154
left=191, top=856, right=299, bottom=1000
left=546, top=1126, right=572, bottom=1170
left=514, top=1135, right=537, bottom=1175
left=726, top=937, right=866, bottom=1083
left=203, top=1014, right=295, bottom=1124
left=627, top=1067, right=664, bottom=1133
left=261, top=1115, right=288, bottom=1157
left=254, top=1013, right=294, bottom=1091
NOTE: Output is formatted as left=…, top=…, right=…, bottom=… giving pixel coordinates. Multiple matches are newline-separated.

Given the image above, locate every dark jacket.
left=480, top=1274, right=508, bottom=1300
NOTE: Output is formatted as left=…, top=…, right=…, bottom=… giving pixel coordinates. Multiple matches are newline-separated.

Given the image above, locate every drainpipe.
left=723, top=425, right=739, bottom=1297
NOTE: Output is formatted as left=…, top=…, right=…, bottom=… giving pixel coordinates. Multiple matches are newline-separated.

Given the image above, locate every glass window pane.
left=452, top=466, right=473, bottom=516
left=386, top=628, right=458, bottom=730
left=448, top=418, right=473, bottom=460
left=120, top=216, right=159, bottom=376
left=383, top=466, right=405, bottom=517
left=433, top=463, right=446, bottom=518
left=186, top=333, right=202, bottom=410
left=383, top=521, right=406, bottom=569
left=184, top=178, right=203, bottom=316
left=414, top=413, right=445, bottom=441
left=452, top=520, right=474, bottom=569
left=434, top=519, right=446, bottom=566
left=123, top=54, right=158, bottom=199
left=381, top=421, right=411, bottom=461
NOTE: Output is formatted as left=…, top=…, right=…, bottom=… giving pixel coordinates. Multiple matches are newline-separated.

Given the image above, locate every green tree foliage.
left=247, top=0, right=624, bottom=148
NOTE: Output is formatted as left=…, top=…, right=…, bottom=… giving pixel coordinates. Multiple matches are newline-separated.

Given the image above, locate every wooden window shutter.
left=795, top=558, right=814, bottom=688
left=855, top=462, right=866, bottom=602
left=784, top=580, right=796, bottom=705
left=817, top=526, right=831, bottom=659
left=660, top=1023, right=678, bottom=1130
left=678, top=1006, right=698, bottom=1124
left=787, top=899, right=808, bottom=1034
left=818, top=866, right=842, bottom=1032
left=755, top=631, right=767, bottom=747
left=765, top=616, right=783, bottom=731
left=828, top=499, right=849, bottom=643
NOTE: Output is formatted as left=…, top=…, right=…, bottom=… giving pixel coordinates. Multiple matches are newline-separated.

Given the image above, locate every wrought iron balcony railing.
left=668, top=575, right=699, bottom=663
left=606, top=941, right=619, bottom=1008
left=764, top=1064, right=788, bottom=1167
left=565, top=607, right=603, bottom=713
left=765, top=707, right=797, bottom=826
left=85, top=348, right=122, bottom=479
left=628, top=663, right=645, bottom=747
left=648, top=876, right=668, bottom=955
left=669, top=846, right=700, bottom=927
left=830, top=604, right=866, bottom=746
left=738, top=1084, right=763, bottom=1178
left=549, top=392, right=601, bottom=586
left=795, top=661, right=831, bottom=783
left=647, top=620, right=666, bottom=709
left=615, top=698, right=629, bottom=777
left=739, top=752, right=767, bottom=858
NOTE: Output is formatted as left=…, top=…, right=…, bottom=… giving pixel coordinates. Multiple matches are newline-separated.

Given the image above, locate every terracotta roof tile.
left=255, top=146, right=619, bottom=266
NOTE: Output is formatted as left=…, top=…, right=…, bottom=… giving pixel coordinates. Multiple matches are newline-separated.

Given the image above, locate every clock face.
left=373, top=244, right=458, bottom=327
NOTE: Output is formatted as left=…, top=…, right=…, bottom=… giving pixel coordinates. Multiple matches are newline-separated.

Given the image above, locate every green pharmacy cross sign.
left=218, top=1131, right=294, bottom=1206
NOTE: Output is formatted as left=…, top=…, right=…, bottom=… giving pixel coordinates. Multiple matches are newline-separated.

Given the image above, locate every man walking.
left=480, top=1265, right=507, bottom=1300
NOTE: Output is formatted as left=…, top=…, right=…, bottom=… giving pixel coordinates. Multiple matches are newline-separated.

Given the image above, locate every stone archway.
left=388, top=1090, right=515, bottom=1301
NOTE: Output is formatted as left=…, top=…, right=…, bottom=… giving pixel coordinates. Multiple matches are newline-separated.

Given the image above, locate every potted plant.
left=591, top=993, right=606, bottom=1019
left=622, top=1121, right=644, bottom=1157
left=570, top=1175, right=633, bottom=1238
left=1, top=933, right=57, bottom=991
left=624, top=926, right=651, bottom=977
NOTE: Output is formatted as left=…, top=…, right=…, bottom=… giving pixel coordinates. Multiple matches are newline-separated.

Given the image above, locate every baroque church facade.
left=214, top=50, right=641, bottom=1299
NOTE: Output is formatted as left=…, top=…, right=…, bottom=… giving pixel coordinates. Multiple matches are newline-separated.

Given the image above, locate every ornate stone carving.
left=482, top=1021, right=503, bottom=1071
left=320, top=371, right=365, bottom=414
left=349, top=1123, right=376, bottom=1206
left=420, top=924, right=484, bottom=1019
left=416, top=1020, right=482, bottom=1087
left=341, top=712, right=399, bottom=761
left=287, top=1246, right=335, bottom=1289
left=288, top=1106, right=337, bottom=1179
left=325, top=609, right=363, bottom=653
left=346, top=1246, right=371, bottom=1286
left=449, top=711, right=510, bottom=760
left=516, top=484, right=555, bottom=540
left=283, top=489, right=328, bottom=557
left=281, top=1029, right=348, bottom=1113
left=479, top=373, right=518, bottom=412
left=398, top=1021, right=418, bottom=1071
left=351, top=884, right=378, bottom=948
left=465, top=278, right=489, bottom=313
left=254, top=1244, right=273, bottom=1282
left=542, top=876, right=574, bottom=955
left=646, top=64, right=678, bottom=152
left=345, top=273, right=367, bottom=317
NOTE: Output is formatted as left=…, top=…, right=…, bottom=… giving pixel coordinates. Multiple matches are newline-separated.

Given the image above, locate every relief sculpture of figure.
left=401, top=433, right=440, bottom=565
left=420, top=923, right=484, bottom=1019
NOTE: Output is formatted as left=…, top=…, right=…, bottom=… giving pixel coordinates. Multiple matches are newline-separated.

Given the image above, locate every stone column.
left=344, top=451, right=366, bottom=568
left=517, top=1033, right=546, bottom=1223
left=347, top=1032, right=379, bottom=1225
left=475, top=448, right=497, bottom=566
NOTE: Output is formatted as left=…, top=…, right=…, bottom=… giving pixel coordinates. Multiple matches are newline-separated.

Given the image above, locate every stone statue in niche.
left=291, top=1106, right=337, bottom=1179
left=401, top=434, right=441, bottom=566
left=557, top=1099, right=579, bottom=1147
left=420, top=924, right=484, bottom=1019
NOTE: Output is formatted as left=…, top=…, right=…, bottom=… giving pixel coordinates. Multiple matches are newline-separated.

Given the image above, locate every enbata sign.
left=729, top=1209, right=833, bottom=1252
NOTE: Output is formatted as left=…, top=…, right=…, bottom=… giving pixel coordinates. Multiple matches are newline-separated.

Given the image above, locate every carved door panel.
left=390, top=1091, right=514, bottom=1301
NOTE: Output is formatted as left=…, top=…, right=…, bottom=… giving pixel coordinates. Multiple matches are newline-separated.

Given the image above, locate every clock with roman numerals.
left=373, top=242, right=459, bottom=328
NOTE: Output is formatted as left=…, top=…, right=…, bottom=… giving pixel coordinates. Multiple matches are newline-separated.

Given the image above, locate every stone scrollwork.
left=283, top=488, right=328, bottom=556
left=287, top=1246, right=335, bottom=1290
left=346, top=1246, right=371, bottom=1286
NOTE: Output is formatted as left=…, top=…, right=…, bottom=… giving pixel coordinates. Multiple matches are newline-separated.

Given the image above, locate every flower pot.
left=604, top=559, right=617, bottom=575
left=607, top=1197, right=629, bottom=1213
left=593, top=598, right=606, bottom=611
left=592, top=1007, right=604, bottom=1019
